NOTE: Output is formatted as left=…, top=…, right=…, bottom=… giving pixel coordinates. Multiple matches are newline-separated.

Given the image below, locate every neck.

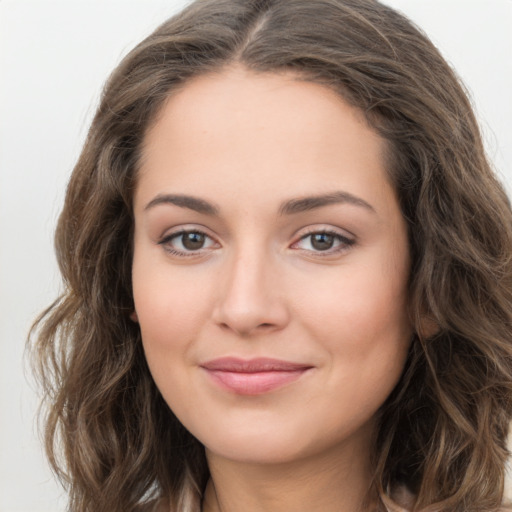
left=201, top=436, right=377, bottom=512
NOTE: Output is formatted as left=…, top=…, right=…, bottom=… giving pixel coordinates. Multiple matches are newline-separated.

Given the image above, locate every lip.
left=200, top=357, right=313, bottom=395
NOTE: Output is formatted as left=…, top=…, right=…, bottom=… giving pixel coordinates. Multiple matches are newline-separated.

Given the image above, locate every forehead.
left=143, top=66, right=375, bottom=156
left=136, top=66, right=395, bottom=217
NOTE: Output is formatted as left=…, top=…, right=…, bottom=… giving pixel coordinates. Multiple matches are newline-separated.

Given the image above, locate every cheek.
left=298, top=266, right=410, bottom=344
left=292, top=246, right=412, bottom=402
left=132, top=271, right=207, bottom=415
left=131, top=251, right=213, bottom=367
left=298, top=269, right=411, bottom=425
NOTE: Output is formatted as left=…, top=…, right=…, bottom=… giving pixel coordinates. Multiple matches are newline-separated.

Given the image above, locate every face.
left=132, top=67, right=412, bottom=466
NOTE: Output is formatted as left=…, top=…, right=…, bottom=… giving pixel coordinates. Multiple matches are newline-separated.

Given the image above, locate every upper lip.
left=200, top=357, right=313, bottom=373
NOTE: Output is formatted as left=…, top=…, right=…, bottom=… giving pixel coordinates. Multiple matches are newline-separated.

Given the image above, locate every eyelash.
left=158, top=229, right=218, bottom=258
left=291, top=228, right=355, bottom=256
left=158, top=228, right=355, bottom=258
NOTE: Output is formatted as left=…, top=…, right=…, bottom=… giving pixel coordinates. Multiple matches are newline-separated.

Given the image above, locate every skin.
left=132, top=66, right=413, bottom=512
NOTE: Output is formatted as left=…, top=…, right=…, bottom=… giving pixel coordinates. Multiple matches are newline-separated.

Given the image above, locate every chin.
left=205, top=437, right=312, bottom=466
left=194, top=413, right=375, bottom=468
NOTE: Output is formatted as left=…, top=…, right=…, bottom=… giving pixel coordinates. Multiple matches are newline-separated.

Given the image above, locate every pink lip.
left=200, top=357, right=313, bottom=395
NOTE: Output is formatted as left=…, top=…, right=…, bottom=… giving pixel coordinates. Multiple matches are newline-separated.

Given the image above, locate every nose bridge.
left=213, top=238, right=288, bottom=336
left=227, top=243, right=269, bottom=305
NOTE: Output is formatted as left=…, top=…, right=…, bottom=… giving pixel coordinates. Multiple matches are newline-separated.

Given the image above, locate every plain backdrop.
left=0, top=1, right=511, bottom=511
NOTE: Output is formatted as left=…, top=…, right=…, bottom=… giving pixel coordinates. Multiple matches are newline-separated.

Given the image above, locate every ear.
left=130, top=310, right=139, bottom=323
left=416, top=312, right=440, bottom=340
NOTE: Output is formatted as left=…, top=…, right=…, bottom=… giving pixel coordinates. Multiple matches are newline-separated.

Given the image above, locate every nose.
left=212, top=248, right=290, bottom=337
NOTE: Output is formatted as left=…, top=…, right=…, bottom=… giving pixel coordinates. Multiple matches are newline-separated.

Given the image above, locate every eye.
left=292, top=229, right=355, bottom=254
left=159, top=229, right=218, bottom=256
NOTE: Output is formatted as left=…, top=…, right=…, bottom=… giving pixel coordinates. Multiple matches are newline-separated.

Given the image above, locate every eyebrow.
left=278, top=191, right=376, bottom=215
left=145, top=194, right=220, bottom=215
left=144, top=191, right=375, bottom=216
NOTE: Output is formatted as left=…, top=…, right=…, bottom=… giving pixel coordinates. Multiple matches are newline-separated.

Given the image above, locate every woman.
left=30, top=0, right=512, bottom=511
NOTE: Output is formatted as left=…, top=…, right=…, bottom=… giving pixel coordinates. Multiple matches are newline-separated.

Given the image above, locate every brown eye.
left=182, top=232, right=206, bottom=250
left=292, top=229, right=355, bottom=255
left=159, top=229, right=217, bottom=256
left=310, top=233, right=335, bottom=251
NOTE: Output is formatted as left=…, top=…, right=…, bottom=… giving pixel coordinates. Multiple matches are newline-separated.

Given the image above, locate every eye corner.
left=157, top=226, right=221, bottom=259
left=290, top=227, right=356, bottom=257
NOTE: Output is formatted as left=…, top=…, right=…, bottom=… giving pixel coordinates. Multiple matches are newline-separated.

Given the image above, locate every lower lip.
left=203, top=369, right=310, bottom=395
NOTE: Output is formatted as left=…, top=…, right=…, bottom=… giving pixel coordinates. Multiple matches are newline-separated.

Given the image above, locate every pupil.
left=182, top=232, right=205, bottom=250
left=311, top=233, right=334, bottom=251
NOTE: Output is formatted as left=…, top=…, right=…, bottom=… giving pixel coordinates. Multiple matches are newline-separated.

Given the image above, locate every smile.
left=200, top=357, right=313, bottom=395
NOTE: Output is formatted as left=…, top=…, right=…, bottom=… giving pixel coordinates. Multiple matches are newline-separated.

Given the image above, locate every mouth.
left=200, top=357, right=314, bottom=395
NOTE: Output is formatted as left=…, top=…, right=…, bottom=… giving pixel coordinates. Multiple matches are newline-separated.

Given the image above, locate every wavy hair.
left=30, top=0, right=512, bottom=511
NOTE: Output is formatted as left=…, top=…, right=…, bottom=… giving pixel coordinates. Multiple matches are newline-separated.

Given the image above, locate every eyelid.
left=157, top=223, right=220, bottom=244
left=293, top=225, right=356, bottom=242
left=158, top=222, right=215, bottom=239
left=158, top=225, right=221, bottom=257
left=290, top=226, right=356, bottom=255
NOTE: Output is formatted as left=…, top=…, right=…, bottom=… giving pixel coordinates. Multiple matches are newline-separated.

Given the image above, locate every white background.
left=0, top=1, right=511, bottom=511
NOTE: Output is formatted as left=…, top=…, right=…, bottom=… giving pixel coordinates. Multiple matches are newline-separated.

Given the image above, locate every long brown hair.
left=30, top=0, right=512, bottom=510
